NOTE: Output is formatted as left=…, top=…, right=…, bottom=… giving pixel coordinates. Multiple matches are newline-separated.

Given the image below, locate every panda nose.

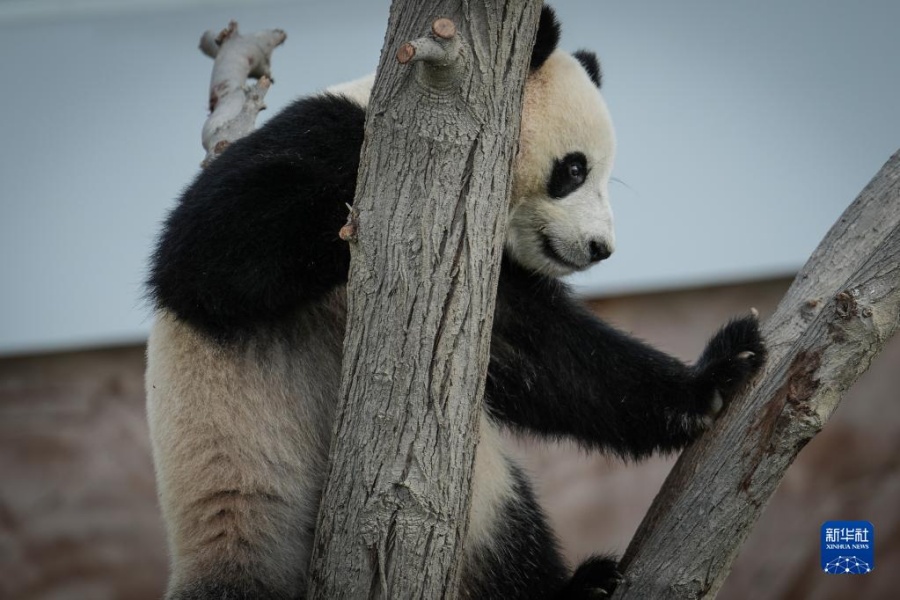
left=588, top=240, right=612, bottom=263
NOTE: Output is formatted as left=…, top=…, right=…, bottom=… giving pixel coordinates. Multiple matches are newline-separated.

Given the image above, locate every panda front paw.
left=694, top=313, right=767, bottom=419
left=560, top=555, right=623, bottom=599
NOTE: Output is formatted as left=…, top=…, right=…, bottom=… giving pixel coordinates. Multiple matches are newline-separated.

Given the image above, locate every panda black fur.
left=146, top=6, right=766, bottom=599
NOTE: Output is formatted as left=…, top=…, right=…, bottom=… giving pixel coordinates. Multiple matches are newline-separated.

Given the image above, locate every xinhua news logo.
left=821, top=521, right=874, bottom=574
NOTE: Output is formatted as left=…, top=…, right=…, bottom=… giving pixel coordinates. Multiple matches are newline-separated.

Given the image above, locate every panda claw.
left=737, top=351, right=755, bottom=360
left=750, top=307, right=759, bottom=318
left=564, top=555, right=622, bottom=599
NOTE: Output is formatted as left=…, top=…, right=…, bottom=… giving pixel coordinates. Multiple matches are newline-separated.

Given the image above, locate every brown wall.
left=1, top=277, right=897, bottom=599
left=0, top=346, right=167, bottom=599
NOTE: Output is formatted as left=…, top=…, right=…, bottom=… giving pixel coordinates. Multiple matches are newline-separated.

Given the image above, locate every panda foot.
left=694, top=313, right=767, bottom=415
left=559, top=555, right=623, bottom=599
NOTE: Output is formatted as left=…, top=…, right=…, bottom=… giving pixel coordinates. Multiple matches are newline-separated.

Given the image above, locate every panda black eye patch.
left=548, top=152, right=589, bottom=198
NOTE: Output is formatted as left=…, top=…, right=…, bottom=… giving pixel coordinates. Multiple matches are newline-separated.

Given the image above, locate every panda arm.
left=486, top=259, right=765, bottom=458
left=148, top=94, right=366, bottom=340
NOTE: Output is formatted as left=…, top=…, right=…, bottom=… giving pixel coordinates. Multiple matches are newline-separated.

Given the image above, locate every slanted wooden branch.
left=307, top=1, right=542, bottom=598
left=613, top=150, right=900, bottom=599
left=198, top=21, right=285, bottom=166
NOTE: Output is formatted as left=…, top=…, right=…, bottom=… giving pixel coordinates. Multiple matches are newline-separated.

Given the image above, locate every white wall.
left=1, top=0, right=898, bottom=355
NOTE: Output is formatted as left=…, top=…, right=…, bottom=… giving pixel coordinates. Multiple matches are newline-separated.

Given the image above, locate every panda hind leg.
left=559, top=555, right=623, bottom=599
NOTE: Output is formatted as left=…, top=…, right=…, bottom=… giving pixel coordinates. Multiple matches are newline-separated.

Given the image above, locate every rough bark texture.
left=198, top=21, right=285, bottom=166
left=613, top=150, right=900, bottom=599
left=307, top=2, right=542, bottom=598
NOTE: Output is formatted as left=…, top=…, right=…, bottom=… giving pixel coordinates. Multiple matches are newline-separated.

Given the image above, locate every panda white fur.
left=146, top=7, right=765, bottom=599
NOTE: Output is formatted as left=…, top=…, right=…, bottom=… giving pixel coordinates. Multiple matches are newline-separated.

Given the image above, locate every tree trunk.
left=612, top=150, right=900, bottom=599
left=307, top=2, right=542, bottom=598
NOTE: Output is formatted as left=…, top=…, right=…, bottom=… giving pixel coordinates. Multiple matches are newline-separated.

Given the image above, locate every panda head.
left=507, top=6, right=616, bottom=277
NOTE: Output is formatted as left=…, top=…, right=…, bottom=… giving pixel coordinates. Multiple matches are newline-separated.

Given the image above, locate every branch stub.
left=397, top=43, right=416, bottom=64
left=432, top=18, right=457, bottom=40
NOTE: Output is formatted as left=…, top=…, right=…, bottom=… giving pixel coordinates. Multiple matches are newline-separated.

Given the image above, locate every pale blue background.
left=1, top=0, right=898, bottom=355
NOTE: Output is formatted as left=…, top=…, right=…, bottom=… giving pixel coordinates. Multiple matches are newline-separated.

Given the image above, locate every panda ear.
left=573, top=49, right=602, bottom=88
left=530, top=5, right=561, bottom=71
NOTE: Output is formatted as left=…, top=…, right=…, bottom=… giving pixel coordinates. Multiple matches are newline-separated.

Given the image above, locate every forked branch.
left=198, top=21, right=286, bottom=166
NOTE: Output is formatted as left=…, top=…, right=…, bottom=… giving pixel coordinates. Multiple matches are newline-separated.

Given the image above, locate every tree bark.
left=308, top=2, right=542, bottom=598
left=613, top=150, right=900, bottom=599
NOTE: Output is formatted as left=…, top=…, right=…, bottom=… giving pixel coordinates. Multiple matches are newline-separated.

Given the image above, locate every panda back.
left=147, top=94, right=367, bottom=342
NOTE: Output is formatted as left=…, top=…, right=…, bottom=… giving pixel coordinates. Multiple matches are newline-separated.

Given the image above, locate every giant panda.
left=146, top=6, right=766, bottom=599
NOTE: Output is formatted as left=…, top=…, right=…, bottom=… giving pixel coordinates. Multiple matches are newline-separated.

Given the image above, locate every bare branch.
left=395, top=16, right=467, bottom=94
left=613, top=150, right=900, bottom=599
left=198, top=21, right=286, bottom=166
left=397, top=18, right=461, bottom=63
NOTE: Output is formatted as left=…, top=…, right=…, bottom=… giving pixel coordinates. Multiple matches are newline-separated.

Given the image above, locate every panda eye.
left=548, top=152, right=589, bottom=199
left=568, top=162, right=584, bottom=181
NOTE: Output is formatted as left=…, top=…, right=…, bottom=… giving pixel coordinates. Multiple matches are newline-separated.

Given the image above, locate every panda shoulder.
left=325, top=73, right=375, bottom=108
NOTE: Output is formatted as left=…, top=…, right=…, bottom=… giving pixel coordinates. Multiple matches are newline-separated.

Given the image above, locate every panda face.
left=507, top=50, right=616, bottom=278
